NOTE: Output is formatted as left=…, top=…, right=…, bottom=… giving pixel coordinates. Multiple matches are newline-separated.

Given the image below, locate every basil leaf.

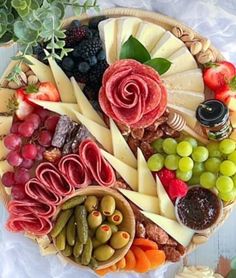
left=119, top=35, right=151, bottom=63
left=145, top=58, right=171, bottom=75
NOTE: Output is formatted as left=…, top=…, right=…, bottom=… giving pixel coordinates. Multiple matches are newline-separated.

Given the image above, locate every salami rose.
left=99, top=59, right=167, bottom=128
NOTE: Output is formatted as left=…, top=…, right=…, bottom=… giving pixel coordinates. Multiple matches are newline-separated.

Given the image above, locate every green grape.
left=204, top=158, right=221, bottom=173
left=176, top=141, right=193, bottom=157
left=176, top=169, right=192, bottom=181
left=216, top=176, right=234, bottom=193
left=218, top=188, right=236, bottom=202
left=200, top=172, right=217, bottom=189
left=151, top=138, right=164, bottom=153
left=178, top=157, right=194, bottom=172
left=164, top=154, right=180, bottom=170
left=188, top=175, right=200, bottom=185
left=162, top=138, right=177, bottom=154
left=220, top=160, right=236, bottom=176
left=219, top=139, right=236, bottom=155
left=191, top=146, right=209, bottom=162
left=232, top=174, right=236, bottom=187
left=184, top=137, right=198, bottom=148
left=192, top=162, right=205, bottom=175
left=147, top=154, right=164, bottom=171
left=228, top=150, right=236, bottom=164
left=207, top=141, right=222, bottom=158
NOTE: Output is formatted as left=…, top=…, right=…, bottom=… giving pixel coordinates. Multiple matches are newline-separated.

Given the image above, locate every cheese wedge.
left=137, top=148, right=157, bottom=196
left=110, top=119, right=137, bottom=168
left=71, top=77, right=106, bottom=127
left=162, top=47, right=198, bottom=76
left=230, top=129, right=236, bottom=141
left=135, top=21, right=165, bottom=52
left=156, top=176, right=176, bottom=220
left=162, top=69, right=204, bottom=93
left=0, top=88, right=15, bottom=113
left=0, top=160, right=13, bottom=177
left=45, top=50, right=76, bottom=103
left=74, top=112, right=112, bottom=153
left=151, top=31, right=184, bottom=59
left=101, top=150, right=138, bottom=191
left=230, top=112, right=236, bottom=128
left=228, top=98, right=236, bottom=112
left=142, top=211, right=194, bottom=247
left=119, top=189, right=159, bottom=214
left=0, top=116, right=13, bottom=136
left=0, top=139, right=9, bottom=161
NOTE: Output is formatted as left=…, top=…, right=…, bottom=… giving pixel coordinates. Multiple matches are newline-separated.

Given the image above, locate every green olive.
left=93, top=245, right=115, bottom=262
left=92, top=238, right=102, bottom=249
left=95, top=224, right=112, bottom=243
left=107, top=210, right=123, bottom=225
left=110, top=231, right=130, bottom=249
left=100, top=195, right=116, bottom=216
left=103, top=222, right=118, bottom=233
left=87, top=210, right=103, bottom=229
left=84, top=196, right=98, bottom=213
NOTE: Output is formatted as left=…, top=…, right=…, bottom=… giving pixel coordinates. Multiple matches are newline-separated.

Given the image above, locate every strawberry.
left=203, top=61, right=236, bottom=91
left=13, top=89, right=34, bottom=120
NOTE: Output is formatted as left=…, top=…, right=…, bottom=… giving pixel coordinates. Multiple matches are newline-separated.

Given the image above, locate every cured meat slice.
left=58, top=154, right=91, bottom=188
left=79, top=139, right=116, bottom=187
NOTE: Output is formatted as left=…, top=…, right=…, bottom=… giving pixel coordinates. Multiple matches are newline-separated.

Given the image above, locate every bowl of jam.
left=175, top=186, right=223, bottom=232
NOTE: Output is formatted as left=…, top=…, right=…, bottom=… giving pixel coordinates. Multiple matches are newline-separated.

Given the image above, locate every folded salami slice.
left=36, top=162, right=74, bottom=196
left=58, top=154, right=91, bottom=188
left=79, top=139, right=116, bottom=187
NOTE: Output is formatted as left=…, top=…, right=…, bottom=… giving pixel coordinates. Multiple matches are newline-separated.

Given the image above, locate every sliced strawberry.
left=203, top=61, right=236, bottom=91
left=26, top=82, right=60, bottom=102
left=15, top=89, right=34, bottom=120
left=215, top=77, right=236, bottom=109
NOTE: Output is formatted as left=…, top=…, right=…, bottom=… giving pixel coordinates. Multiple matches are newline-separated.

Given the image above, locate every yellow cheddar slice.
left=101, top=150, right=138, bottom=191
left=119, top=188, right=159, bottom=214
left=230, top=112, right=236, bottom=128
left=0, top=160, right=13, bottom=177
left=0, top=88, right=15, bottom=113
left=0, top=116, right=13, bottom=136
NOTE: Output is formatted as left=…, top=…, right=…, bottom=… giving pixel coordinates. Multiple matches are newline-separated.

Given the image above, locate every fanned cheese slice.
left=0, top=139, right=9, bottom=161
left=71, top=77, right=106, bottom=127
left=25, top=55, right=55, bottom=84
left=0, top=88, right=15, bottom=113
left=0, top=160, right=13, bottom=177
left=45, top=50, right=76, bottom=103
left=110, top=119, right=137, bottom=168
left=101, top=150, right=138, bottom=191
left=151, top=31, right=184, bottom=58
left=0, top=116, right=13, bottom=136
left=119, top=189, right=159, bottom=214
left=137, top=148, right=156, bottom=196
left=156, top=176, right=176, bottom=220
left=142, top=211, right=194, bottom=247
left=74, top=112, right=112, bottom=153
left=135, top=21, right=165, bottom=52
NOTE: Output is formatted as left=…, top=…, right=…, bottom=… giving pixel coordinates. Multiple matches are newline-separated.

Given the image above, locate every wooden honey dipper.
left=167, top=112, right=209, bottom=144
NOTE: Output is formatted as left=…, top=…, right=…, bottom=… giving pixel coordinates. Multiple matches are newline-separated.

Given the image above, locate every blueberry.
left=97, top=49, right=106, bottom=61
left=78, top=62, right=90, bottom=73
left=89, top=16, right=108, bottom=29
left=62, top=57, right=75, bottom=72
left=87, top=55, right=97, bottom=66
left=72, top=45, right=81, bottom=58
left=70, top=20, right=81, bottom=29
left=33, top=44, right=44, bottom=55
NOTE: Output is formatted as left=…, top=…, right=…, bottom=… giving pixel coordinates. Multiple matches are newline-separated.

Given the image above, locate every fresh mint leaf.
left=145, top=58, right=171, bottom=75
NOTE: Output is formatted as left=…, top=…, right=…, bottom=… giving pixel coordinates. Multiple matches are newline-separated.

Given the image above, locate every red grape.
left=35, top=145, right=45, bottom=161
left=44, top=115, right=59, bottom=131
left=4, top=133, right=22, bottom=150
left=11, top=184, right=27, bottom=200
left=14, top=168, right=30, bottom=184
left=34, top=107, right=50, bottom=121
left=38, top=130, right=52, bottom=147
left=21, top=144, right=38, bottom=160
left=18, top=121, right=34, bottom=137
left=20, top=159, right=34, bottom=169
left=10, top=122, right=21, bottom=134
left=7, top=151, right=23, bottom=167
left=1, top=171, right=15, bottom=187
left=26, top=113, right=41, bottom=129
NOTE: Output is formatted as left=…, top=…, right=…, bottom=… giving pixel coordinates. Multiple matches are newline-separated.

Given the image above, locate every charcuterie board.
left=0, top=7, right=236, bottom=276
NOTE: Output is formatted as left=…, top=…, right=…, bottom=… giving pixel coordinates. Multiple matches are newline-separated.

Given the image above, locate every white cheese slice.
left=162, top=47, right=198, bottom=76
left=45, top=50, right=76, bottom=103
left=142, top=211, right=194, bottom=247
left=25, top=55, right=56, bottom=84
left=101, top=149, right=138, bottom=191
left=119, top=188, right=159, bottom=214
left=39, top=244, right=57, bottom=256
left=135, top=21, right=165, bottom=52
left=74, top=112, right=112, bottom=153
left=36, top=235, right=51, bottom=249
left=0, top=88, right=15, bottom=113
left=151, top=31, right=184, bottom=59
left=156, top=176, right=176, bottom=220
left=0, top=116, right=13, bottom=136
left=162, top=69, right=204, bottom=93
left=0, top=160, right=13, bottom=177
left=110, top=119, right=137, bottom=168
left=0, top=139, right=9, bottom=161
left=71, top=77, right=106, bottom=127
left=137, top=148, right=157, bottom=196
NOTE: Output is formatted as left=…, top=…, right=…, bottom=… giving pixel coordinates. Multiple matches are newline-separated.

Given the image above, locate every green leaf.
left=14, top=21, right=38, bottom=42
left=73, top=5, right=82, bottom=16
left=0, top=24, right=7, bottom=36
left=119, top=35, right=151, bottom=63
left=11, top=0, right=27, bottom=9
left=0, top=12, right=7, bottom=24
left=144, top=58, right=172, bottom=75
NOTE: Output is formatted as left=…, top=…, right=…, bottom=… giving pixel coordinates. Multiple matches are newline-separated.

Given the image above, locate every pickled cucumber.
left=66, top=215, right=76, bottom=246
left=110, top=231, right=130, bottom=249
left=61, top=244, right=73, bottom=257
left=73, top=240, right=83, bottom=258
left=88, top=257, right=98, bottom=270
left=95, top=224, right=112, bottom=243
left=62, top=195, right=87, bottom=210
left=55, top=227, right=66, bottom=251
left=75, top=205, right=88, bottom=244
left=100, top=196, right=116, bottom=216
left=87, top=211, right=102, bottom=229
left=93, top=245, right=115, bottom=262
left=84, top=196, right=98, bottom=212
left=51, top=209, right=73, bottom=238
left=81, top=237, right=93, bottom=266
left=107, top=210, right=123, bottom=225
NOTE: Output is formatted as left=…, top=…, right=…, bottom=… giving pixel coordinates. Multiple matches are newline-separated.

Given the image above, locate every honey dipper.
left=167, top=112, right=209, bottom=144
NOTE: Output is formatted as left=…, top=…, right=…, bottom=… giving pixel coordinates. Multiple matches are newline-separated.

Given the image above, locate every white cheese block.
left=101, top=150, right=138, bottom=191
left=162, top=47, right=198, bottom=76
left=36, top=235, right=51, bottom=249
left=156, top=176, right=176, bottom=220
left=135, top=21, right=165, bottom=52
left=25, top=55, right=56, bottom=84
left=119, top=189, right=159, bottom=214
left=45, top=50, right=76, bottom=103
left=71, top=77, right=106, bottom=127
left=151, top=31, right=184, bottom=59
left=39, top=244, right=57, bottom=256
left=137, top=148, right=157, bottom=196
left=0, top=116, right=13, bottom=136
left=142, top=211, right=194, bottom=247
left=0, top=160, right=13, bottom=177
left=162, top=69, right=204, bottom=93
left=0, top=88, right=15, bottom=113
left=110, top=119, right=137, bottom=168
left=0, top=139, right=9, bottom=160
left=74, top=112, right=112, bottom=153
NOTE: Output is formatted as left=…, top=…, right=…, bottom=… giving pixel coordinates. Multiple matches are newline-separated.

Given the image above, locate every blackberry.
left=65, top=25, right=92, bottom=47
left=87, top=55, right=97, bottom=66
left=89, top=16, right=108, bottom=29
left=74, top=71, right=89, bottom=84
left=88, top=60, right=109, bottom=86
left=74, top=37, right=102, bottom=59
left=83, top=84, right=100, bottom=100
left=33, top=44, right=44, bottom=55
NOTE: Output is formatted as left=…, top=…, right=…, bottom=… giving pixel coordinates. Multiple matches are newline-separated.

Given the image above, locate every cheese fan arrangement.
left=0, top=7, right=236, bottom=276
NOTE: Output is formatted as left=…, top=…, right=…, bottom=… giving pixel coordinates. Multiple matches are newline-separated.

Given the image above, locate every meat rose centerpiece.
left=99, top=59, right=167, bottom=128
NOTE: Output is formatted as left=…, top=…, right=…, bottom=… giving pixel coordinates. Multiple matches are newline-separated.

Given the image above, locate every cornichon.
left=51, top=209, right=73, bottom=238
left=81, top=237, right=93, bottom=266
left=62, top=195, right=87, bottom=210
left=66, top=215, right=76, bottom=246
left=88, top=257, right=98, bottom=270
left=55, top=227, right=66, bottom=251
left=75, top=206, right=88, bottom=244
left=61, top=244, right=73, bottom=257
left=73, top=240, right=83, bottom=258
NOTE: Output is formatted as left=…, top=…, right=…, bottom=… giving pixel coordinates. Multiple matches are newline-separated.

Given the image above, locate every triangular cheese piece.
left=74, top=111, right=112, bottom=153
left=44, top=50, right=76, bottom=103
left=0, top=139, right=9, bottom=161
left=137, top=148, right=156, bottom=196
left=142, top=211, right=194, bottom=247
left=110, top=119, right=137, bottom=168
left=101, top=150, right=138, bottom=191
left=119, top=189, right=159, bottom=214
left=0, top=88, right=15, bottom=113
left=0, top=116, right=13, bottom=136
left=71, top=77, right=106, bottom=127
left=0, top=160, right=13, bottom=177
left=156, top=176, right=176, bottom=220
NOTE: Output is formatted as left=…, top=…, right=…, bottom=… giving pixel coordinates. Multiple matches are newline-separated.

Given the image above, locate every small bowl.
left=52, top=185, right=135, bottom=270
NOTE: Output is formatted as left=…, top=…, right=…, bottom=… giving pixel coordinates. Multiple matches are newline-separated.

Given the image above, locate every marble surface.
left=0, top=1, right=236, bottom=277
